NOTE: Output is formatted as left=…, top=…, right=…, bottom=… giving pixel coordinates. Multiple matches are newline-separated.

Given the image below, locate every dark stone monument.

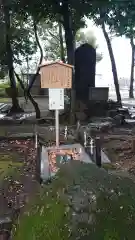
left=75, top=43, right=96, bottom=103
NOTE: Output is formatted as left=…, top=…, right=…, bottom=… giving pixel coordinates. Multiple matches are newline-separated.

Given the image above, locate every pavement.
left=0, top=97, right=50, bottom=118
left=20, top=97, right=49, bottom=117
left=1, top=95, right=135, bottom=115
left=18, top=97, right=135, bottom=115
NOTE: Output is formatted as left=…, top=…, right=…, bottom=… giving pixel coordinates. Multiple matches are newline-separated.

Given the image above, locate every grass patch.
left=13, top=192, right=70, bottom=240
left=0, top=98, right=10, bottom=103
left=13, top=170, right=71, bottom=240
left=13, top=161, right=135, bottom=240
left=0, top=83, right=10, bottom=89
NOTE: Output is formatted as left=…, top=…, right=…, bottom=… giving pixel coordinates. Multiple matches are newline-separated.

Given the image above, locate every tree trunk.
left=102, top=21, right=121, bottom=105
left=14, top=72, right=41, bottom=119
left=129, top=37, right=134, bottom=98
left=3, top=2, right=23, bottom=114
left=62, top=0, right=76, bottom=124
left=63, top=14, right=74, bottom=65
left=27, top=93, right=40, bottom=119
left=27, top=19, right=43, bottom=94
left=58, top=22, right=65, bottom=62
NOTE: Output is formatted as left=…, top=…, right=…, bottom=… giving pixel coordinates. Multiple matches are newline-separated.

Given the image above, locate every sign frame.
left=40, top=61, right=73, bottom=89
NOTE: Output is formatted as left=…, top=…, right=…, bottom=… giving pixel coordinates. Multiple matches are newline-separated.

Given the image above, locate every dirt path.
left=0, top=139, right=39, bottom=233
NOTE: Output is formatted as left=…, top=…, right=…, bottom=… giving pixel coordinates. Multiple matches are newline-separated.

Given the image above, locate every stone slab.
left=40, top=143, right=111, bottom=182
left=40, top=143, right=92, bottom=182
left=101, top=150, right=110, bottom=163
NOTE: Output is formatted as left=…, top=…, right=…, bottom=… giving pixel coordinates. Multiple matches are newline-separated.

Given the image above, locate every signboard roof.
left=39, top=61, right=73, bottom=69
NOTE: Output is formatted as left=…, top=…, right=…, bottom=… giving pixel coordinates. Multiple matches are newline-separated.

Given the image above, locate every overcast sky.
left=86, top=20, right=132, bottom=87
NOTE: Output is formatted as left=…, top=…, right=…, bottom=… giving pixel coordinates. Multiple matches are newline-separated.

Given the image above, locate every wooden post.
left=55, top=109, right=59, bottom=147
left=36, top=137, right=42, bottom=183
left=95, top=137, right=101, bottom=167
left=34, top=124, right=38, bottom=149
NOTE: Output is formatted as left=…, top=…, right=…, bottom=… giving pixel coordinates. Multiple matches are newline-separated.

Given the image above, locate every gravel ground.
left=95, top=124, right=135, bottom=174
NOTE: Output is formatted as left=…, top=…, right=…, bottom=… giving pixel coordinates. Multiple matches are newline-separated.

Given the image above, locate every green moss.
left=0, top=152, right=23, bottom=181
left=0, top=153, right=19, bottom=161
left=0, top=129, right=8, bottom=136
left=0, top=160, right=23, bottom=169
left=0, top=160, right=23, bottom=180
left=102, top=163, right=117, bottom=171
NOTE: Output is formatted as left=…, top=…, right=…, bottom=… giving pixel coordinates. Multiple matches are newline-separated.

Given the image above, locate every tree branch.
left=14, top=71, right=41, bottom=118
left=33, top=19, right=44, bottom=64
left=47, top=29, right=60, bottom=42
left=14, top=71, right=26, bottom=99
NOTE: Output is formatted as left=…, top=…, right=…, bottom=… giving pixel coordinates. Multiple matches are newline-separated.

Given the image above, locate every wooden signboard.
left=40, top=61, right=73, bottom=89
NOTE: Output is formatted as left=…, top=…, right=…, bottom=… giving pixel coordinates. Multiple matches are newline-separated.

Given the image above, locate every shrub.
left=0, top=88, right=8, bottom=97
